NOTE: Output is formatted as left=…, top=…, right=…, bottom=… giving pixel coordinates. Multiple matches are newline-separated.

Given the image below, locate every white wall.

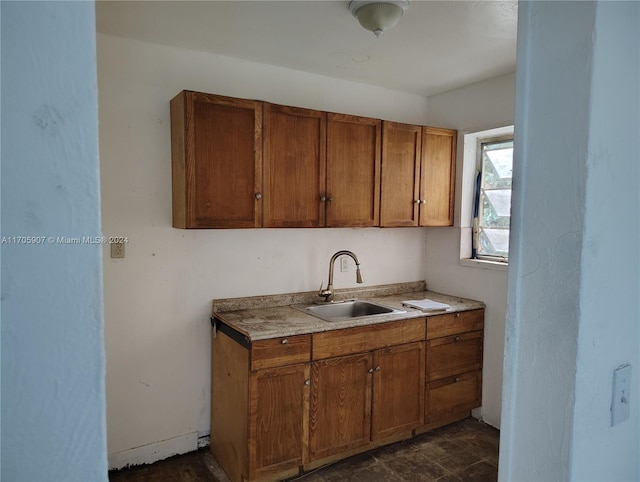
left=424, top=73, right=516, bottom=428
left=98, top=33, right=432, bottom=467
left=500, top=1, right=639, bottom=480
left=1, top=2, right=107, bottom=480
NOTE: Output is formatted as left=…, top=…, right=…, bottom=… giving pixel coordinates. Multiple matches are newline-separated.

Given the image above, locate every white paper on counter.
left=402, top=299, right=451, bottom=311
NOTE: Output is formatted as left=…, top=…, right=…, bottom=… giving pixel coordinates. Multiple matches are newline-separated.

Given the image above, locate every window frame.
left=473, top=134, right=514, bottom=264
left=458, top=125, right=514, bottom=272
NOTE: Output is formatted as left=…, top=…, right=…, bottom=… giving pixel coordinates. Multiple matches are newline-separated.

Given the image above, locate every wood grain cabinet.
left=263, top=104, right=327, bottom=227
left=380, top=121, right=422, bottom=227
left=309, top=319, right=425, bottom=463
left=211, top=330, right=311, bottom=482
left=211, top=309, right=482, bottom=482
left=325, top=113, right=381, bottom=227
left=419, top=127, right=457, bottom=226
left=171, top=90, right=456, bottom=229
left=424, top=309, right=484, bottom=428
left=380, top=122, right=457, bottom=227
left=170, top=91, right=263, bottom=228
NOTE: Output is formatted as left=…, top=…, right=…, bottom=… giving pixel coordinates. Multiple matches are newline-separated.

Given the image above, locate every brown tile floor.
left=109, top=418, right=499, bottom=482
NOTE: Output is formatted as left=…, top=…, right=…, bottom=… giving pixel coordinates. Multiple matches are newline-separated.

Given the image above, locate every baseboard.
left=108, top=431, right=199, bottom=470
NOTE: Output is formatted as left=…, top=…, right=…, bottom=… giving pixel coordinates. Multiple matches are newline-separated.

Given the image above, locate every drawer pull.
left=455, top=313, right=460, bottom=318
left=455, top=377, right=461, bottom=382
left=455, top=336, right=460, bottom=342
left=281, top=339, right=288, bottom=344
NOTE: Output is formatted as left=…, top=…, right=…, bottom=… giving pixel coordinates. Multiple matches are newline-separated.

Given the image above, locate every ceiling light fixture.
left=349, top=1, right=409, bottom=38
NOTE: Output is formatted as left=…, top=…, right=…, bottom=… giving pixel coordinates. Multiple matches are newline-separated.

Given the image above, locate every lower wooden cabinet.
left=211, top=309, right=483, bottom=482
left=371, top=342, right=425, bottom=441
left=309, top=353, right=372, bottom=460
left=423, top=309, right=484, bottom=428
left=426, top=370, right=482, bottom=423
left=248, top=364, right=309, bottom=479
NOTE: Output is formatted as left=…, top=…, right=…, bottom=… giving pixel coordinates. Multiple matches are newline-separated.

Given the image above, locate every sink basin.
left=294, top=299, right=406, bottom=322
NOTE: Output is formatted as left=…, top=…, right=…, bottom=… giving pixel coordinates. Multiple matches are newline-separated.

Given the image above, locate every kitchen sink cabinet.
left=211, top=303, right=483, bottom=482
left=422, top=309, right=483, bottom=429
left=325, top=113, right=381, bottom=227
left=170, top=90, right=263, bottom=228
left=309, top=319, right=425, bottom=463
left=371, top=342, right=426, bottom=441
left=263, top=103, right=326, bottom=227
left=309, top=353, right=373, bottom=461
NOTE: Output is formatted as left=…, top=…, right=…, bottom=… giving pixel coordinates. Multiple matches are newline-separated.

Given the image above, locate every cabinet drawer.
left=312, top=318, right=425, bottom=360
left=251, top=335, right=311, bottom=370
left=426, top=370, right=482, bottom=423
left=427, top=331, right=483, bottom=381
left=426, top=309, right=484, bottom=340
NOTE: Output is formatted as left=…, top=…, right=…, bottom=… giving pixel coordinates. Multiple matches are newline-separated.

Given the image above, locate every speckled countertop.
left=212, top=281, right=485, bottom=341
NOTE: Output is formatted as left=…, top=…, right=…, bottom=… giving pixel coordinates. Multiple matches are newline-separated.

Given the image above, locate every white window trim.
left=458, top=125, right=514, bottom=271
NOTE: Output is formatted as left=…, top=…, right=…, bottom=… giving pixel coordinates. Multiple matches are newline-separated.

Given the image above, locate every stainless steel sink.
left=294, top=299, right=406, bottom=322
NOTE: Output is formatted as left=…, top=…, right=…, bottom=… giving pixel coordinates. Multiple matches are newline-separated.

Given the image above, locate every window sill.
left=459, top=258, right=509, bottom=272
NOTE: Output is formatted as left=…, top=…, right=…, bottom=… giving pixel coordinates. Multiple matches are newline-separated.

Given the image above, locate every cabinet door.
left=419, top=127, right=456, bottom=226
left=263, top=104, right=326, bottom=227
left=171, top=91, right=263, bottom=228
left=426, top=370, right=482, bottom=423
left=427, top=331, right=483, bottom=381
left=248, top=363, right=310, bottom=479
left=372, top=342, right=425, bottom=441
left=380, top=122, right=422, bottom=227
left=326, top=113, right=381, bottom=227
left=309, top=353, right=372, bottom=461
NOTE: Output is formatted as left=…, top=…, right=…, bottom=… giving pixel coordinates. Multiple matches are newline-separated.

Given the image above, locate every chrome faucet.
left=318, top=250, right=364, bottom=302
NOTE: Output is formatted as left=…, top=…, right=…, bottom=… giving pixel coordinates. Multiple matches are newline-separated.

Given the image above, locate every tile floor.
left=109, top=417, right=499, bottom=482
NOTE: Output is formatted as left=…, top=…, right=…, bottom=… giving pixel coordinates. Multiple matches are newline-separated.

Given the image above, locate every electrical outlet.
left=111, top=241, right=125, bottom=259
left=340, top=257, right=349, bottom=272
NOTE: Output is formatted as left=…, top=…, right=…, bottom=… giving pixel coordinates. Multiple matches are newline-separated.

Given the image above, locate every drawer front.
left=312, top=318, right=426, bottom=360
left=251, top=335, right=311, bottom=370
left=426, top=370, right=482, bottom=423
left=426, top=309, right=484, bottom=340
left=427, top=331, right=483, bottom=381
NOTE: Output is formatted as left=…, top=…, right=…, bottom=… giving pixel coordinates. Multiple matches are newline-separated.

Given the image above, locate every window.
left=473, top=137, right=513, bottom=262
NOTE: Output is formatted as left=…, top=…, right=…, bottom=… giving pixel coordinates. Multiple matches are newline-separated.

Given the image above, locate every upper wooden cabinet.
left=263, top=104, right=326, bottom=227
left=420, top=127, right=457, bottom=226
left=380, top=121, right=422, bottom=227
left=326, top=113, right=381, bottom=227
left=170, top=91, right=262, bottom=228
left=170, top=90, right=456, bottom=229
left=380, top=123, right=456, bottom=227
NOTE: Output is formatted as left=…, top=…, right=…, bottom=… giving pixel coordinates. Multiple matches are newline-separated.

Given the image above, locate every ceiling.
left=96, top=0, right=518, bottom=97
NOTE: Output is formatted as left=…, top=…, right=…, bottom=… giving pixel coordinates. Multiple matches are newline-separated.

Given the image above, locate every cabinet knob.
left=421, top=200, right=427, bottom=204
left=455, top=336, right=460, bottom=342
left=375, top=366, right=381, bottom=371
left=455, top=377, right=461, bottom=383
left=327, top=197, right=333, bottom=202
left=304, top=379, right=311, bottom=386
left=281, top=339, right=288, bottom=344
left=455, top=313, right=460, bottom=318
left=414, top=200, right=421, bottom=204
left=255, top=193, right=262, bottom=200
left=368, top=368, right=374, bottom=373
left=320, top=196, right=327, bottom=202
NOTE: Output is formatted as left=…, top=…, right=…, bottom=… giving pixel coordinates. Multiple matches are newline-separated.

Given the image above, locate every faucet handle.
left=318, top=281, right=325, bottom=296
